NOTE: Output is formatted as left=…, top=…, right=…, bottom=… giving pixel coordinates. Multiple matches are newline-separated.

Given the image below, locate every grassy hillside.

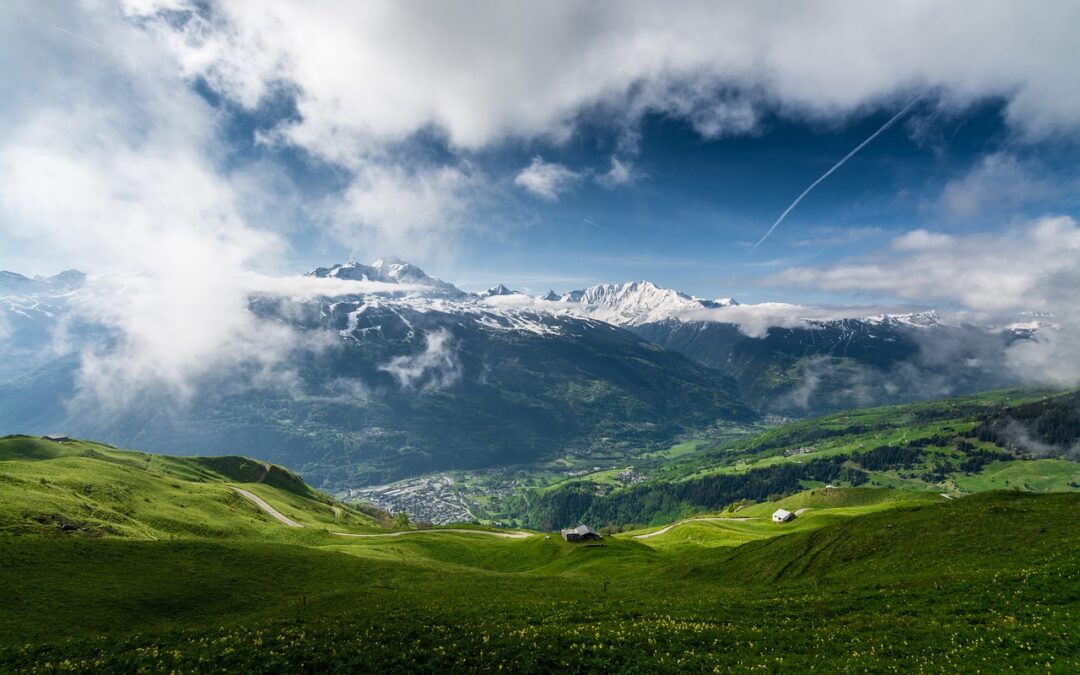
left=0, top=487, right=1077, bottom=670
left=514, top=389, right=1080, bottom=528
left=2, top=435, right=1078, bottom=671
left=0, top=435, right=380, bottom=540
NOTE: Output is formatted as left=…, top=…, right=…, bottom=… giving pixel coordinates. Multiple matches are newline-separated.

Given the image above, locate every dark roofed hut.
left=561, top=524, right=601, bottom=542
left=42, top=434, right=69, bottom=443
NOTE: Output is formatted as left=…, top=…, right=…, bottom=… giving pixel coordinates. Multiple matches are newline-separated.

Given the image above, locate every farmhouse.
left=561, top=524, right=601, bottom=542
left=42, top=434, right=69, bottom=443
left=772, top=509, right=795, bottom=523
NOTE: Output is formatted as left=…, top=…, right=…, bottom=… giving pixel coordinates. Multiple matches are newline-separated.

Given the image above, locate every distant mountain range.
left=0, top=258, right=1046, bottom=486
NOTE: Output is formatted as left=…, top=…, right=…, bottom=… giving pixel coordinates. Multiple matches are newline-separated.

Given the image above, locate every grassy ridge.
left=0, top=436, right=379, bottom=540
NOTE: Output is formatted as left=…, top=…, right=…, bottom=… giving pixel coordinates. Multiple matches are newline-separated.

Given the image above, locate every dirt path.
left=633, top=516, right=756, bottom=540
left=231, top=487, right=303, bottom=528
left=332, top=528, right=532, bottom=540
left=231, top=486, right=530, bottom=539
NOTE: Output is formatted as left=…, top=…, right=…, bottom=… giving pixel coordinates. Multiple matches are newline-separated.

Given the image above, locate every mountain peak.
left=478, top=283, right=518, bottom=298
left=551, top=280, right=725, bottom=326
left=307, top=259, right=464, bottom=296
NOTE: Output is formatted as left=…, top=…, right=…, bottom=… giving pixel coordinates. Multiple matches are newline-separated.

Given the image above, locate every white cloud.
left=128, top=1, right=1080, bottom=150
left=770, top=217, right=1080, bottom=312
left=118, top=1, right=1080, bottom=254
left=768, top=216, right=1080, bottom=385
left=331, top=163, right=485, bottom=260
left=891, top=229, right=954, bottom=251
left=596, top=156, right=635, bottom=188
left=0, top=2, right=308, bottom=407
left=513, top=157, right=581, bottom=201
left=243, top=274, right=430, bottom=299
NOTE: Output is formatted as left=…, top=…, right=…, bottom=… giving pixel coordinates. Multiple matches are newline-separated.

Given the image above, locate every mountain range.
left=0, top=259, right=1045, bottom=487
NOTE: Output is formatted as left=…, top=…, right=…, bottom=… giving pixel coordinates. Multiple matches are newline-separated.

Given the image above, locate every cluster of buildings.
left=615, top=467, right=647, bottom=485
left=346, top=475, right=475, bottom=525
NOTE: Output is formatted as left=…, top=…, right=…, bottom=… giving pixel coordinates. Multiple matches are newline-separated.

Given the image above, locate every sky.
left=1, top=0, right=1079, bottom=308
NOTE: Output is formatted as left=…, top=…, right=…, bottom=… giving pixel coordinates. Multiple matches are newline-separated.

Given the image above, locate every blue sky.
left=227, top=92, right=1077, bottom=305
left=1, top=1, right=1079, bottom=313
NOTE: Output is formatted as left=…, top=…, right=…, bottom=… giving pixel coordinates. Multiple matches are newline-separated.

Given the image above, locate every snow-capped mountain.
left=0, top=269, right=88, bottom=383
left=0, top=257, right=1047, bottom=464
left=307, top=257, right=464, bottom=296
left=0, top=258, right=753, bottom=487
left=547, top=280, right=737, bottom=327
left=477, top=283, right=519, bottom=298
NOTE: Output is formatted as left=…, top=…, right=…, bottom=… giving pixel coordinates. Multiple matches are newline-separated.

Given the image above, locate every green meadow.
left=2, top=434, right=1079, bottom=672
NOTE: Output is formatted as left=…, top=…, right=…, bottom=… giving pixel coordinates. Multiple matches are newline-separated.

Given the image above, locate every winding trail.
left=231, top=487, right=303, bottom=528
left=331, top=528, right=532, bottom=540
left=633, top=516, right=756, bottom=540
left=230, top=485, right=531, bottom=539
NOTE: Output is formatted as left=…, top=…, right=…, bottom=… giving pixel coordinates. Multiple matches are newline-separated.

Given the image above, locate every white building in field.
left=772, top=508, right=795, bottom=523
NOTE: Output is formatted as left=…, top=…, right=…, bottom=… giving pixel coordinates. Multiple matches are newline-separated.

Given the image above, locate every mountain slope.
left=512, top=389, right=1080, bottom=528
left=632, top=313, right=1032, bottom=415
left=0, top=267, right=755, bottom=487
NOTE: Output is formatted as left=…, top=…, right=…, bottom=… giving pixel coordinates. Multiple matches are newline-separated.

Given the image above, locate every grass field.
left=2, top=434, right=1079, bottom=672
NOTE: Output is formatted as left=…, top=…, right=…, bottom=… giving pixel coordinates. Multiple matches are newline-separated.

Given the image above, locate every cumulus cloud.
left=127, top=1, right=1080, bottom=148
left=379, top=329, right=461, bottom=390
left=331, top=163, right=486, bottom=259
left=118, top=1, right=1080, bottom=253
left=5, top=0, right=1080, bottom=407
left=771, top=217, right=1080, bottom=311
left=513, top=157, right=581, bottom=201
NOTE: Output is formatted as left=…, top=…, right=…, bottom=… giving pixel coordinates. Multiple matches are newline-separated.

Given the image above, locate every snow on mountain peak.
left=549, top=280, right=725, bottom=326
left=307, top=259, right=463, bottom=296
left=478, top=283, right=518, bottom=298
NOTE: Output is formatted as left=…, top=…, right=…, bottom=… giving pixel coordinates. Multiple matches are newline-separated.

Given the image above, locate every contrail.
left=583, top=217, right=613, bottom=234
left=752, top=94, right=922, bottom=250
left=0, top=2, right=109, bottom=51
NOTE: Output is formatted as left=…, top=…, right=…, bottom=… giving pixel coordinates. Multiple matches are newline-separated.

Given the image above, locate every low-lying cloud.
left=768, top=216, right=1080, bottom=386
left=379, top=329, right=462, bottom=390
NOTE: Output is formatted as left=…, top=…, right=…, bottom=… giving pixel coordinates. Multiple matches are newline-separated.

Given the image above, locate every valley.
left=0, top=260, right=1048, bottom=492
left=344, top=388, right=1080, bottom=529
